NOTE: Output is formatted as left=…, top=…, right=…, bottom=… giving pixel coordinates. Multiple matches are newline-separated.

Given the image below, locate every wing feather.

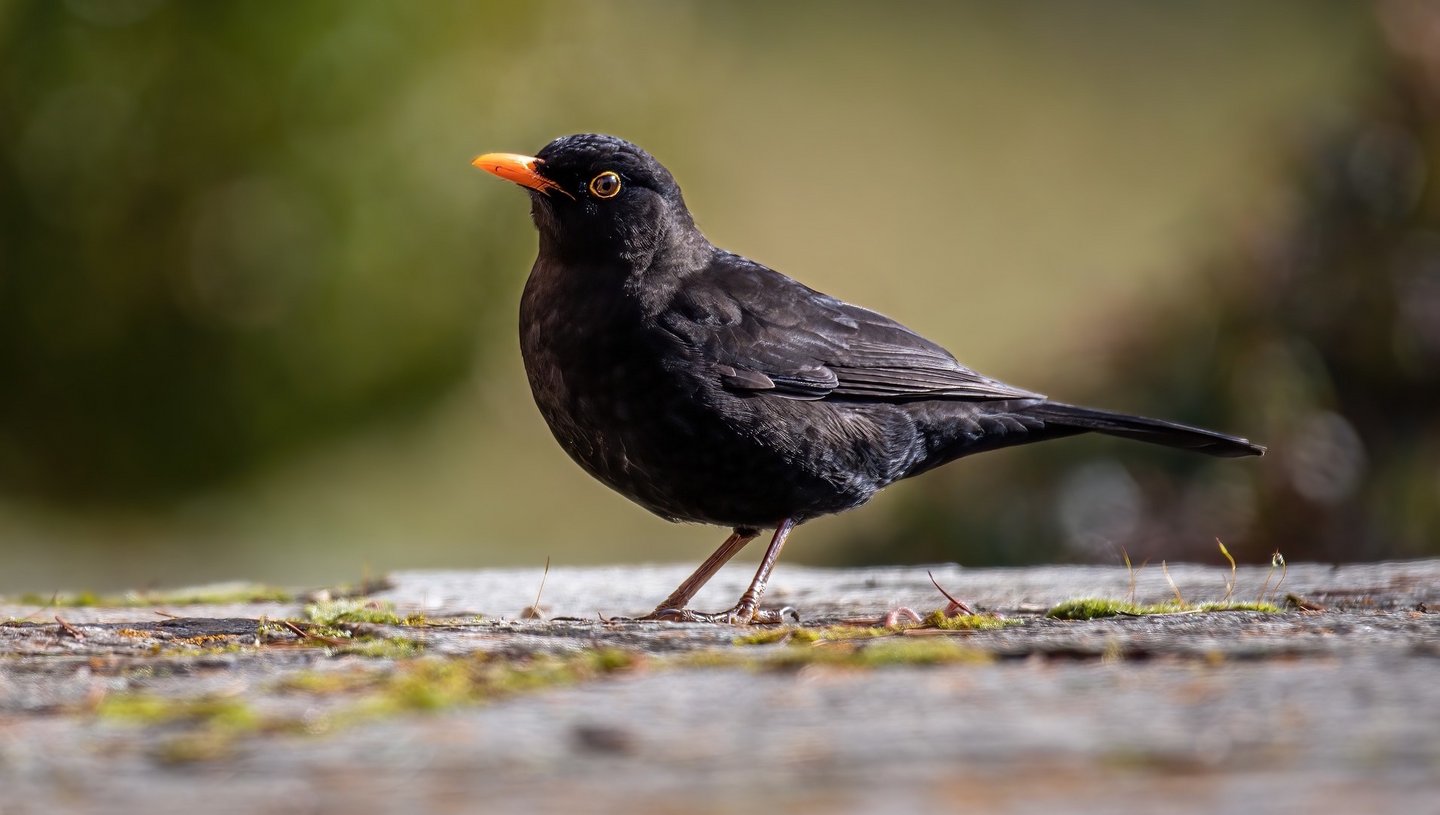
left=667, top=254, right=1043, bottom=404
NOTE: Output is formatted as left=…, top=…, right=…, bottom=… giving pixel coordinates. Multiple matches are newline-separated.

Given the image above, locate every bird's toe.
left=639, top=605, right=798, bottom=625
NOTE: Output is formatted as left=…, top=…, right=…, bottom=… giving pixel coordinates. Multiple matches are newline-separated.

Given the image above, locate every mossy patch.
left=713, top=635, right=989, bottom=669
left=97, top=692, right=303, bottom=764
left=94, top=648, right=646, bottom=763
left=305, top=599, right=426, bottom=627
left=734, top=625, right=895, bottom=645
left=344, top=648, right=643, bottom=718
left=332, top=636, right=425, bottom=659
left=11, top=583, right=294, bottom=608
left=256, top=615, right=427, bottom=658
left=99, top=694, right=259, bottom=729
left=824, top=638, right=991, bottom=667
left=921, top=611, right=1020, bottom=630
left=1047, top=598, right=1282, bottom=620
left=93, top=635, right=993, bottom=764
left=1195, top=601, right=1282, bottom=613
left=736, top=614, right=1017, bottom=646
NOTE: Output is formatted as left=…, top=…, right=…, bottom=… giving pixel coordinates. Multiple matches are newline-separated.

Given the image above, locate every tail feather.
left=1027, top=401, right=1265, bottom=458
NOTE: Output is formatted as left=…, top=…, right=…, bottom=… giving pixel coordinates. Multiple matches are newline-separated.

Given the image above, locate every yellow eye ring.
left=589, top=171, right=622, bottom=199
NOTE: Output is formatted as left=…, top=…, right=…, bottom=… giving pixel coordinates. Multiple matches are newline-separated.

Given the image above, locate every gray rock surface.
left=1, top=559, right=1436, bottom=815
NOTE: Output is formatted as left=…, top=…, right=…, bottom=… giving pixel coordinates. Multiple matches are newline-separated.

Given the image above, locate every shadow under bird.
left=473, top=133, right=1265, bottom=624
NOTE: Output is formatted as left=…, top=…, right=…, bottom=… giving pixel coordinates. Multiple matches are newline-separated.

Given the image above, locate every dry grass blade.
left=1121, top=547, right=1136, bottom=604
left=1217, top=539, right=1236, bottom=602
left=1161, top=561, right=1185, bottom=606
left=521, top=557, right=552, bottom=621
left=20, top=591, right=60, bottom=622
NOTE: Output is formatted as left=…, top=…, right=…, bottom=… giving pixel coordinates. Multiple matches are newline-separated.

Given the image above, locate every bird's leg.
left=722, top=517, right=797, bottom=623
left=644, top=519, right=799, bottom=625
left=640, top=527, right=758, bottom=621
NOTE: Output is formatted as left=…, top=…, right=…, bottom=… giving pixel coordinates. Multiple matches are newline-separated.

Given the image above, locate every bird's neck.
left=645, top=218, right=713, bottom=275
left=538, top=218, right=714, bottom=289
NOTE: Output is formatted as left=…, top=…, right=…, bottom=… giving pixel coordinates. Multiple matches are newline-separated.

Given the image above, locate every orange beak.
left=471, top=152, right=571, bottom=198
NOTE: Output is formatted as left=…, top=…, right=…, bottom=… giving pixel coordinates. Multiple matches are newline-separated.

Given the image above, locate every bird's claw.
left=641, top=604, right=799, bottom=625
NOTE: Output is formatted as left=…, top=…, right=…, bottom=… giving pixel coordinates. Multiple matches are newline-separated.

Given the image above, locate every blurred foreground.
left=3, top=561, right=1437, bottom=814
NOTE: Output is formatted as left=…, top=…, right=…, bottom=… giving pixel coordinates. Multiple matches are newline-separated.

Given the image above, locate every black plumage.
left=474, top=133, right=1264, bottom=624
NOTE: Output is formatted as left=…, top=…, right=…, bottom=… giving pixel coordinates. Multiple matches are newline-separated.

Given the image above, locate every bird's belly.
left=522, top=339, right=891, bottom=525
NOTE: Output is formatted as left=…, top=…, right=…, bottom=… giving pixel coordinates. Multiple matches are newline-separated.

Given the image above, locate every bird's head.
left=473, top=134, right=706, bottom=271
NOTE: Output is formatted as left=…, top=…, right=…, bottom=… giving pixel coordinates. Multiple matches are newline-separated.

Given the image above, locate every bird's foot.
left=879, top=607, right=924, bottom=627
left=641, top=604, right=799, bottom=625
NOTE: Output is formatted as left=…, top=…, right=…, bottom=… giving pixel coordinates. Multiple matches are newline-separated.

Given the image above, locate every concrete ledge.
left=2, top=560, right=1437, bottom=815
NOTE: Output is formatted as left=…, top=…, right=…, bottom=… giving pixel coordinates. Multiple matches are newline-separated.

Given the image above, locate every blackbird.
left=473, top=133, right=1264, bottom=624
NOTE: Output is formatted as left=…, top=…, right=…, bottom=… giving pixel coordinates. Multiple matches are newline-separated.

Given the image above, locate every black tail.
left=1027, top=401, right=1265, bottom=458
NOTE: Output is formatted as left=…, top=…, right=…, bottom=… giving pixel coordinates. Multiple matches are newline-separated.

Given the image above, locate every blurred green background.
left=3, top=0, right=1437, bottom=593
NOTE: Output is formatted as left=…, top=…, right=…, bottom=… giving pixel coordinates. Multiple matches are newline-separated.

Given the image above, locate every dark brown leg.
left=644, top=518, right=799, bottom=625
left=642, top=527, right=758, bottom=617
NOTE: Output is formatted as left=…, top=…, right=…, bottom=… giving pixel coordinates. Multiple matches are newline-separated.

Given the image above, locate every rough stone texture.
left=1, top=559, right=1437, bottom=815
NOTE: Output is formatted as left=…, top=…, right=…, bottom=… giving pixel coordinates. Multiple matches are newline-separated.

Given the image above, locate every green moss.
left=1047, top=598, right=1282, bottom=620
left=334, top=636, right=425, bottom=659
left=363, top=659, right=475, bottom=713
left=733, top=629, right=794, bottom=645
left=1047, top=598, right=1181, bottom=619
left=709, top=636, right=989, bottom=669
left=735, top=615, right=1018, bottom=648
left=844, top=638, right=991, bottom=667
left=921, top=611, right=1021, bottom=630
left=1195, top=601, right=1281, bottom=613
left=277, top=669, right=379, bottom=695
left=94, top=648, right=646, bottom=763
left=15, top=591, right=99, bottom=607
left=97, top=690, right=313, bottom=764
left=357, top=648, right=642, bottom=716
left=9, top=584, right=293, bottom=608
left=143, top=585, right=294, bottom=605
left=99, top=694, right=259, bottom=731
left=734, top=625, right=895, bottom=646
left=305, top=599, right=426, bottom=627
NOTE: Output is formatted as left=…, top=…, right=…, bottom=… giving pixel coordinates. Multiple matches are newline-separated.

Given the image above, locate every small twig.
left=927, top=570, right=974, bottom=616
left=280, top=620, right=310, bottom=638
left=55, top=616, right=85, bottom=639
left=281, top=619, right=349, bottom=646
left=152, top=609, right=181, bottom=619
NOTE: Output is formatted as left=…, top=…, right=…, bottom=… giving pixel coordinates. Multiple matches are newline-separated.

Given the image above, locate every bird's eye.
left=588, top=171, right=622, bottom=199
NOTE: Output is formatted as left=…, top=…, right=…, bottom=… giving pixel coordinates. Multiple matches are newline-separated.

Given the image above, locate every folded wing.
left=660, top=254, right=1043, bottom=404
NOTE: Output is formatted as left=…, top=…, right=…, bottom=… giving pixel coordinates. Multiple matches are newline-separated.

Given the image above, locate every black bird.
left=473, top=134, right=1264, bottom=624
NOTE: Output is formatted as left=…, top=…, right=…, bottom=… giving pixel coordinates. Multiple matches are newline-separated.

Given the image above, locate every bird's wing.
left=660, top=255, right=1043, bottom=403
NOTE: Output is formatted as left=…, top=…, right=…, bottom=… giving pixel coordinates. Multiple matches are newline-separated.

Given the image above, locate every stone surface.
left=1, top=559, right=1437, bottom=815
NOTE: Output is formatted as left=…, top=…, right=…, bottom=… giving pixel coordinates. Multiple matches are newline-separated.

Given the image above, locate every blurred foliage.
left=845, top=0, right=1440, bottom=566
left=0, top=1, right=533, bottom=501
left=0, top=0, right=1410, bottom=590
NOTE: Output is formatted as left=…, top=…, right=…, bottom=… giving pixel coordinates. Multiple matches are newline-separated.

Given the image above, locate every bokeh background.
left=2, top=0, right=1437, bottom=593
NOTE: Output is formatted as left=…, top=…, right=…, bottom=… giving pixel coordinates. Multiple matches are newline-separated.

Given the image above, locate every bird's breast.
left=515, top=260, right=902, bottom=525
